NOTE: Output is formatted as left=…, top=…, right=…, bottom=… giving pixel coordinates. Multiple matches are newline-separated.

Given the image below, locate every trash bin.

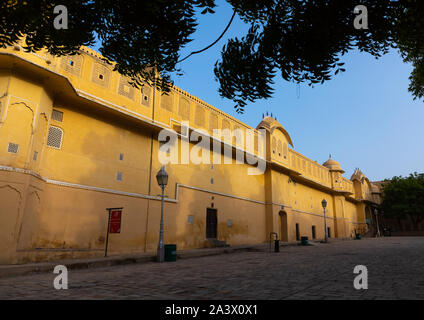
left=164, top=244, right=177, bottom=262
left=355, top=233, right=361, bottom=240
left=274, top=239, right=280, bottom=252
left=301, top=236, right=309, bottom=246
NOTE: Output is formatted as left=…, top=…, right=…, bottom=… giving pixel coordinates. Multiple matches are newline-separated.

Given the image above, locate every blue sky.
left=93, top=1, right=424, bottom=181
left=168, top=1, right=424, bottom=182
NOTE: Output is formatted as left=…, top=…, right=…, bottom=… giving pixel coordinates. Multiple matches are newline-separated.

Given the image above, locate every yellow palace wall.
left=0, top=44, right=375, bottom=264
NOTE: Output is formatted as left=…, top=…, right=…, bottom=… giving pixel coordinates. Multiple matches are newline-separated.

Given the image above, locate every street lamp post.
left=321, top=199, right=328, bottom=243
left=374, top=208, right=381, bottom=238
left=156, top=166, right=168, bottom=262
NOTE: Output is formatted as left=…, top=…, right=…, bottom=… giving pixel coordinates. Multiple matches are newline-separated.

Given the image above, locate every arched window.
left=221, top=119, right=231, bottom=142
left=178, top=98, right=190, bottom=120
left=233, top=126, right=242, bottom=146
left=209, top=112, right=218, bottom=132
left=222, top=119, right=231, bottom=130
left=194, top=105, right=205, bottom=127
left=160, top=92, right=173, bottom=112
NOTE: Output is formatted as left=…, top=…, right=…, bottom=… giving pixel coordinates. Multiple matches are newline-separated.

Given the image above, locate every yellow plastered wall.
left=0, top=45, right=374, bottom=264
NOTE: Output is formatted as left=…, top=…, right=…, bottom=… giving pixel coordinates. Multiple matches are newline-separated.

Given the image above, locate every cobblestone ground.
left=1, top=237, right=423, bottom=300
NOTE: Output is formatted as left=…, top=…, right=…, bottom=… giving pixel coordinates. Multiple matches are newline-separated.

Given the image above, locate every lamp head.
left=156, top=166, right=168, bottom=188
left=321, top=199, right=327, bottom=208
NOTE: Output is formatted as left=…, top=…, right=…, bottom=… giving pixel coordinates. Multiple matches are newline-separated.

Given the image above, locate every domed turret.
left=256, top=115, right=294, bottom=147
left=323, top=157, right=344, bottom=173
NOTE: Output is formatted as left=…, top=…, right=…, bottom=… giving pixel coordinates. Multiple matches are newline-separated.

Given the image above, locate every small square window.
left=7, top=143, right=19, bottom=154
left=119, top=153, right=124, bottom=161
left=99, top=74, right=104, bottom=80
left=51, top=109, right=64, bottom=122
left=210, top=178, right=214, bottom=184
left=33, top=151, right=38, bottom=161
left=69, top=60, right=74, bottom=66
left=116, top=172, right=123, bottom=181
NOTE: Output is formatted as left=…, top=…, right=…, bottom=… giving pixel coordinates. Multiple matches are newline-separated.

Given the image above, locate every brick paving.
left=0, top=237, right=423, bottom=300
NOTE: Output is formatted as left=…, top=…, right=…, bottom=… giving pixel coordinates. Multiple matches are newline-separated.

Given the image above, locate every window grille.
left=47, top=126, right=63, bottom=149
left=51, top=109, right=63, bottom=122
left=60, top=55, right=83, bottom=76
left=7, top=143, right=19, bottom=154
left=118, top=76, right=135, bottom=100
left=92, top=63, right=111, bottom=88
left=142, top=86, right=152, bottom=107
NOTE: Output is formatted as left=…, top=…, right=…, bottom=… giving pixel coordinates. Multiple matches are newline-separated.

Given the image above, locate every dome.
left=323, top=158, right=344, bottom=172
left=256, top=116, right=294, bottom=147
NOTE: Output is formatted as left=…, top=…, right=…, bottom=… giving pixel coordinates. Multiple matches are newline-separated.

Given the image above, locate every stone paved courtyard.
left=0, top=237, right=423, bottom=300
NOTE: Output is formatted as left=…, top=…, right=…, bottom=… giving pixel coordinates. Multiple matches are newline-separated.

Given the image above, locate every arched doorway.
left=365, top=205, right=377, bottom=236
left=279, top=211, right=288, bottom=242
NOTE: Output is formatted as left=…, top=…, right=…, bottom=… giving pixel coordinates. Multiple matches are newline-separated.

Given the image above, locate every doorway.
left=206, top=208, right=217, bottom=239
left=279, top=211, right=288, bottom=242
left=295, top=223, right=300, bottom=241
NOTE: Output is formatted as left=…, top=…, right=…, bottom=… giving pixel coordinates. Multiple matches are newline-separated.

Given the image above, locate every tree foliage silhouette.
left=380, top=173, right=424, bottom=231
left=1, top=0, right=423, bottom=112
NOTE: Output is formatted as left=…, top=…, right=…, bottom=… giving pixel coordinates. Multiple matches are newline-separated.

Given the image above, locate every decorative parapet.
left=288, top=149, right=332, bottom=188
left=0, top=43, right=263, bottom=155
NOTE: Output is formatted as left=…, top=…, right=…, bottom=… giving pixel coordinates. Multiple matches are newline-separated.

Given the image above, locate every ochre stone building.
left=0, top=45, right=381, bottom=264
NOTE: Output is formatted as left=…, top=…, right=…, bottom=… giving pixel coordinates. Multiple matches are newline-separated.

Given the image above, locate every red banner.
left=109, top=210, right=122, bottom=233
